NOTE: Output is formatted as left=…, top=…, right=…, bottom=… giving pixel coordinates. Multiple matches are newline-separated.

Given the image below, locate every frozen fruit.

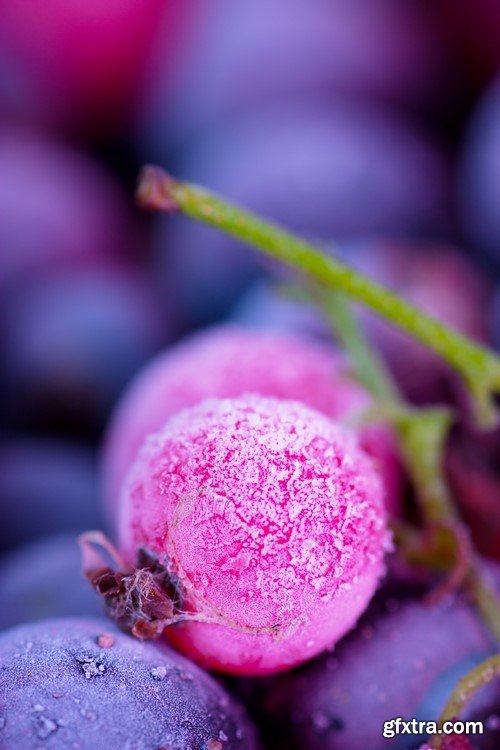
left=246, top=580, right=499, bottom=749
left=153, top=105, right=451, bottom=324
left=103, top=325, right=401, bottom=518
left=0, top=618, right=258, bottom=749
left=114, top=395, right=390, bottom=675
left=0, top=535, right=103, bottom=630
left=1, top=264, right=172, bottom=432
left=0, top=440, right=101, bottom=553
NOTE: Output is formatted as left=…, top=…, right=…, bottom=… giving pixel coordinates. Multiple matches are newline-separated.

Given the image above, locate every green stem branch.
left=137, top=166, right=500, bottom=426
left=430, top=654, right=500, bottom=749
left=136, top=165, right=500, bottom=640
left=314, top=287, right=500, bottom=640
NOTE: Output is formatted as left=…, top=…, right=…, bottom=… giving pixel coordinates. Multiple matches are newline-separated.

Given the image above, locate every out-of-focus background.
left=1, top=1, right=500, bottom=605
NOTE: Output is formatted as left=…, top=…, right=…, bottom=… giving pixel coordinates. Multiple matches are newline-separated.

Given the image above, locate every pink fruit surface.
left=103, top=326, right=401, bottom=518
left=118, top=395, right=390, bottom=675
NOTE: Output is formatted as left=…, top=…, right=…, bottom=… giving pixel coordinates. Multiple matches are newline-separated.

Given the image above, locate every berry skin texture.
left=103, top=325, right=401, bottom=518
left=118, top=395, right=390, bottom=675
left=0, top=618, right=258, bottom=750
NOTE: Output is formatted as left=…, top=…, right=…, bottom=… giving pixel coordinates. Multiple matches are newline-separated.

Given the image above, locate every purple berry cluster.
left=1, top=2, right=500, bottom=749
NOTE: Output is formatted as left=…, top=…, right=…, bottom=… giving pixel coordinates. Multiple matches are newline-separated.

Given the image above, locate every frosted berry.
left=110, top=395, right=390, bottom=675
left=0, top=618, right=258, bottom=749
left=103, top=325, right=401, bottom=518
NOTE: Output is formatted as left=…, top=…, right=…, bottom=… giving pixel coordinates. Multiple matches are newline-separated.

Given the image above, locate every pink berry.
left=103, top=325, right=401, bottom=517
left=116, top=395, right=390, bottom=675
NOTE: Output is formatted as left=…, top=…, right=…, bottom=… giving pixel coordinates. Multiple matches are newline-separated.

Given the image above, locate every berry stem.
left=429, top=654, right=500, bottom=749
left=137, top=165, right=500, bottom=427
left=136, top=165, right=500, bottom=639
left=314, top=286, right=500, bottom=640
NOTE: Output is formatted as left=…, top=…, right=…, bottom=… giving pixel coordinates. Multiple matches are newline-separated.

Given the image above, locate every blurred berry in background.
left=459, top=76, right=500, bottom=267
left=0, top=0, right=189, bottom=136
left=155, top=105, right=452, bottom=326
left=0, top=128, right=135, bottom=290
left=0, top=534, right=103, bottom=629
left=345, top=241, right=492, bottom=404
left=0, top=440, right=101, bottom=552
left=139, top=0, right=458, bottom=157
left=1, top=264, right=173, bottom=433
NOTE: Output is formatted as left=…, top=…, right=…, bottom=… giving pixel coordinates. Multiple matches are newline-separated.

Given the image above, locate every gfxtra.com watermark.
left=382, top=717, right=483, bottom=739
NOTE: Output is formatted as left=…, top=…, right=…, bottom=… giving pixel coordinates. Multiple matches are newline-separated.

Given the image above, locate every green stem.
left=430, top=654, right=500, bottom=749
left=137, top=166, right=500, bottom=426
left=314, top=288, right=399, bottom=406
left=314, top=287, right=500, bottom=640
left=136, top=165, right=500, bottom=640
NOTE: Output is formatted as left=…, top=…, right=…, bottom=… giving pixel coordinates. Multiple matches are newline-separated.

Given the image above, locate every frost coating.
left=103, top=325, right=401, bottom=517
left=0, top=618, right=258, bottom=750
left=119, top=395, right=390, bottom=674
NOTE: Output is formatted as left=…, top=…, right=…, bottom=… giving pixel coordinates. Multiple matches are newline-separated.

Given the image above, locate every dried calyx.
left=78, top=531, right=282, bottom=639
left=79, top=531, right=187, bottom=639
